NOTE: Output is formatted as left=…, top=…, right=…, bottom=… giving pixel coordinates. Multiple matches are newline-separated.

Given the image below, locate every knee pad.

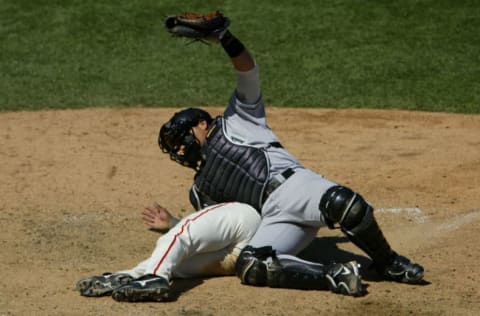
left=235, top=246, right=273, bottom=286
left=319, top=185, right=372, bottom=231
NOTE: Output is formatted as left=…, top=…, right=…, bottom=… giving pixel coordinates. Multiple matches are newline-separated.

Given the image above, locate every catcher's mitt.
left=165, top=11, right=230, bottom=42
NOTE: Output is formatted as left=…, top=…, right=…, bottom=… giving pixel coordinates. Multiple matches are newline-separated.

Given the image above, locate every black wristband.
left=220, top=31, right=245, bottom=58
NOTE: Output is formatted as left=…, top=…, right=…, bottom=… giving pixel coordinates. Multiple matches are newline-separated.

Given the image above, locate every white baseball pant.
left=119, top=202, right=261, bottom=282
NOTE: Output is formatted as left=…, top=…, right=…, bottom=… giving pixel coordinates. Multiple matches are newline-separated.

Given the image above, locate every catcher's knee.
left=319, top=185, right=374, bottom=233
left=235, top=246, right=276, bottom=286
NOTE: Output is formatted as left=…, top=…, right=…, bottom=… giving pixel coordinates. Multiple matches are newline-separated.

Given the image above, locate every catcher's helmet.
left=159, top=108, right=212, bottom=170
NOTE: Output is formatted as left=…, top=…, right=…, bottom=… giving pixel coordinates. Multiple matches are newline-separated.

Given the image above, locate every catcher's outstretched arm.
left=220, top=30, right=260, bottom=104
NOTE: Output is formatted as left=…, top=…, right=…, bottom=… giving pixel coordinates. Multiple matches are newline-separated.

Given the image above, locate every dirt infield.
left=1, top=107, right=479, bottom=315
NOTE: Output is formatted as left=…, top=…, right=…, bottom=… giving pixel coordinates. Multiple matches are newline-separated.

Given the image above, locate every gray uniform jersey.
left=222, top=64, right=337, bottom=255
left=223, top=64, right=301, bottom=177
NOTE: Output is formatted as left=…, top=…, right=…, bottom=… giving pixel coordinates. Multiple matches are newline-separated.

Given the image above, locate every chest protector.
left=192, top=117, right=270, bottom=212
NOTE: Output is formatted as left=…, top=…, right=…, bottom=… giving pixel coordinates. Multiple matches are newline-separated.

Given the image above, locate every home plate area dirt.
left=1, top=107, right=479, bottom=315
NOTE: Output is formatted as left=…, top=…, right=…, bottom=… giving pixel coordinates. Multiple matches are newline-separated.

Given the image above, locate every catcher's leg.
left=319, top=185, right=424, bottom=283
left=235, top=246, right=364, bottom=296
left=247, top=220, right=318, bottom=255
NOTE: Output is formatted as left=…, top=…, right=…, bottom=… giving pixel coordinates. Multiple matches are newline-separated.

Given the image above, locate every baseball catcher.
left=160, top=10, right=424, bottom=291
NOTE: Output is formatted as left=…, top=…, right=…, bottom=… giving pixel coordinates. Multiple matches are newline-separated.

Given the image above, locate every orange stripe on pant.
left=153, top=203, right=229, bottom=275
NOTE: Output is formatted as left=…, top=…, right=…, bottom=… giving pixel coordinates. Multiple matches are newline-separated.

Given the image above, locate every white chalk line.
left=437, top=210, right=480, bottom=232
left=376, top=208, right=480, bottom=232
left=376, top=207, right=428, bottom=224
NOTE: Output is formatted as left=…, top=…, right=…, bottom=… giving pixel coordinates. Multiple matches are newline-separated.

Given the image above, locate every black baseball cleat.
left=383, top=254, right=424, bottom=284
left=112, top=274, right=171, bottom=302
left=325, top=261, right=365, bottom=297
left=76, top=272, right=134, bottom=297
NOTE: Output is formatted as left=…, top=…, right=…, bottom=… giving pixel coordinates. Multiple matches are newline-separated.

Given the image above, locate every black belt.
left=263, top=168, right=295, bottom=202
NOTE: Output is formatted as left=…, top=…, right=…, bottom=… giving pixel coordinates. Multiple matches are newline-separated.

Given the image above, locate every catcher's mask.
left=159, top=108, right=212, bottom=170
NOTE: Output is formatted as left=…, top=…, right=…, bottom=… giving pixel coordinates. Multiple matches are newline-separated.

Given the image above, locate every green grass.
left=1, top=0, right=479, bottom=113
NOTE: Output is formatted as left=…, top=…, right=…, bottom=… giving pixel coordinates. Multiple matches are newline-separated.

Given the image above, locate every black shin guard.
left=320, top=186, right=395, bottom=270
left=267, top=255, right=331, bottom=290
left=344, top=208, right=395, bottom=270
left=236, top=246, right=330, bottom=290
